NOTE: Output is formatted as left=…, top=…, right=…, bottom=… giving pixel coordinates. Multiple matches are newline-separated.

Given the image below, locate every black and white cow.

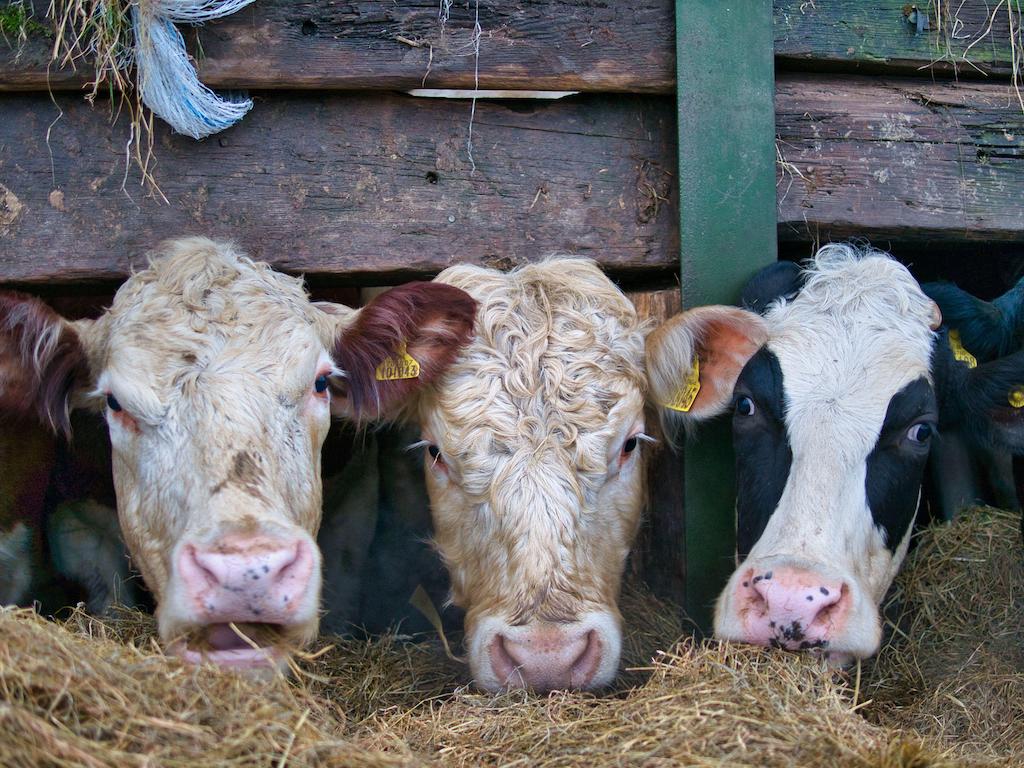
left=646, top=244, right=1024, bottom=662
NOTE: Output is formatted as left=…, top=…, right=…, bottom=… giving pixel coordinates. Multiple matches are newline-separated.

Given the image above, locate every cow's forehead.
left=89, top=244, right=326, bottom=382
left=426, top=258, right=646, bottom=464
left=763, top=254, right=935, bottom=447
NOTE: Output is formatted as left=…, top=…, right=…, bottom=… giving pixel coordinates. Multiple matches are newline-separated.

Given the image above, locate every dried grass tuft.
left=928, top=0, right=1024, bottom=114
left=863, top=507, right=1024, bottom=766
left=4, top=516, right=1022, bottom=766
left=46, top=0, right=164, bottom=197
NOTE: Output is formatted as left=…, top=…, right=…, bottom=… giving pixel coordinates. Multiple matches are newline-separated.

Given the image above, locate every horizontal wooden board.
left=775, top=73, right=1024, bottom=244
left=0, top=91, right=678, bottom=285
left=0, top=1, right=674, bottom=93
left=1, top=1, right=1019, bottom=94
left=774, top=1, right=1020, bottom=77
left=3, top=73, right=1022, bottom=285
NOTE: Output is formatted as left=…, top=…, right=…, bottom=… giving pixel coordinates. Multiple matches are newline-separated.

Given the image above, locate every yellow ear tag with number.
left=663, top=355, right=701, bottom=413
left=375, top=341, right=421, bottom=381
left=948, top=330, right=977, bottom=369
left=1009, top=387, right=1024, bottom=409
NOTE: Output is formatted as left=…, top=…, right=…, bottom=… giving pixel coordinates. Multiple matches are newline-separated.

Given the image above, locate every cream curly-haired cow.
left=402, top=258, right=682, bottom=692
left=0, top=237, right=475, bottom=671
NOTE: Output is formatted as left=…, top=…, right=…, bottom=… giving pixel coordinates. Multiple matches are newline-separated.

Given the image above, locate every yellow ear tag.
left=948, top=330, right=977, bottom=369
left=1009, top=387, right=1024, bottom=409
left=375, top=342, right=421, bottom=381
left=663, top=355, right=701, bottom=413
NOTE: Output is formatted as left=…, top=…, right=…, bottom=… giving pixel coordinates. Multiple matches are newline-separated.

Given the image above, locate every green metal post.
left=675, top=1, right=778, bottom=632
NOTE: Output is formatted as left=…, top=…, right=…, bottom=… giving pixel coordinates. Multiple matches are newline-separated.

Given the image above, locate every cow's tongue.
left=205, top=623, right=267, bottom=651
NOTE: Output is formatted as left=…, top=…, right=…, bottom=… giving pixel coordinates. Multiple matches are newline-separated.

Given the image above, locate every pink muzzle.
left=177, top=534, right=315, bottom=625
left=734, top=566, right=849, bottom=651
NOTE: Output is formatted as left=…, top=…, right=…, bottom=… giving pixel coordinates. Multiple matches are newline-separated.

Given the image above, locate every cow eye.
left=428, top=444, right=443, bottom=462
left=622, top=436, right=638, bottom=454
left=906, top=423, right=933, bottom=443
left=314, top=374, right=329, bottom=394
left=736, top=396, right=756, bottom=417
left=106, top=394, right=123, bottom=412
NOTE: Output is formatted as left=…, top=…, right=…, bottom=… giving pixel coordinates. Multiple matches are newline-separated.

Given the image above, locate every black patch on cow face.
left=865, top=377, right=937, bottom=551
left=732, top=347, right=792, bottom=560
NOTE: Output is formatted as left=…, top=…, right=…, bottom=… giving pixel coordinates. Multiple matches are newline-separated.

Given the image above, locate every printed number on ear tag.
left=663, top=356, right=701, bottom=413
left=375, top=342, right=421, bottom=381
left=1009, top=387, right=1024, bottom=409
left=948, top=330, right=978, bottom=369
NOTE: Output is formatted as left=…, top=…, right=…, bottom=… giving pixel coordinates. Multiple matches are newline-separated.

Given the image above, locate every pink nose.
left=734, top=567, right=848, bottom=651
left=177, top=535, right=315, bottom=624
left=489, top=627, right=603, bottom=691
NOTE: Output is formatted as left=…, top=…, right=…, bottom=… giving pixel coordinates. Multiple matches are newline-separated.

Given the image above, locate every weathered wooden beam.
left=3, top=1, right=1020, bottom=94
left=775, top=73, right=1024, bottom=245
left=0, top=1, right=675, bottom=93
left=0, top=91, right=678, bottom=285
left=774, top=1, right=1020, bottom=78
left=2, top=73, right=1022, bottom=285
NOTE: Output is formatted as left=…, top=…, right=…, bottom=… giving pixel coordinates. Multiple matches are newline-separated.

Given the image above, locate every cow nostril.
left=809, top=583, right=846, bottom=626
left=743, top=576, right=770, bottom=615
left=569, top=630, right=602, bottom=687
left=185, top=545, right=220, bottom=588
left=272, top=541, right=304, bottom=583
left=490, top=634, right=522, bottom=686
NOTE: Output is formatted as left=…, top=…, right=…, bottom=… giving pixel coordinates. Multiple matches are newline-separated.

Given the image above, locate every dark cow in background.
left=46, top=413, right=142, bottom=614
left=0, top=421, right=55, bottom=606
left=0, top=423, right=134, bottom=616
left=317, top=423, right=458, bottom=637
left=647, top=244, right=1024, bottom=663
left=921, top=275, right=1024, bottom=525
left=0, top=237, right=475, bottom=671
left=1, top=325, right=135, bottom=614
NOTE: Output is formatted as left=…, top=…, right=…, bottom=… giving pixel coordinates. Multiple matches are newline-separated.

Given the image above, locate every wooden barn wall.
left=2, top=2, right=1023, bottom=286
left=0, top=92, right=678, bottom=285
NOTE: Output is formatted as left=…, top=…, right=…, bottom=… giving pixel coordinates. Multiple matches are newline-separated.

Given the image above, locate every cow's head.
left=648, top=244, right=1024, bottom=663
left=410, top=259, right=649, bottom=691
left=0, top=237, right=475, bottom=670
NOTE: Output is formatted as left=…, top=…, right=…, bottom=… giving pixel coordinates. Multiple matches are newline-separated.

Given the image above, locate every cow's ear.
left=740, top=261, right=804, bottom=315
left=646, top=306, right=767, bottom=423
left=0, top=291, right=91, bottom=436
left=923, top=281, right=1009, bottom=359
left=328, top=282, right=477, bottom=420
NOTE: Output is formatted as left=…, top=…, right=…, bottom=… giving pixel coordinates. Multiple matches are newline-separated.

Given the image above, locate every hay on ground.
left=864, top=507, right=1024, bottom=766
left=1, top=584, right=954, bottom=768
left=7, top=507, right=1024, bottom=768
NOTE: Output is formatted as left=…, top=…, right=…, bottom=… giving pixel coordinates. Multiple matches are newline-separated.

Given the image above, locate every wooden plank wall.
left=2, top=1, right=1022, bottom=285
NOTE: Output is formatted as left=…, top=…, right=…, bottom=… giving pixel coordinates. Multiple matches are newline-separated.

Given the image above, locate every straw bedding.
left=863, top=507, right=1024, bottom=766
left=1, top=509, right=1020, bottom=767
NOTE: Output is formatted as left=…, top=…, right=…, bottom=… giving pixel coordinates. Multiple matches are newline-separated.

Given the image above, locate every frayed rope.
left=133, top=0, right=256, bottom=140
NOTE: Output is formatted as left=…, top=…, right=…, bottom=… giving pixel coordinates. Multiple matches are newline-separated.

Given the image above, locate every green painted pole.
left=675, top=1, right=777, bottom=633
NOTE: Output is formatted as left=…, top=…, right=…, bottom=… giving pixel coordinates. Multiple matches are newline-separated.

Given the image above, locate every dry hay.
left=14, top=507, right=1024, bottom=768
left=1, top=583, right=958, bottom=768
left=863, top=507, right=1024, bottom=766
